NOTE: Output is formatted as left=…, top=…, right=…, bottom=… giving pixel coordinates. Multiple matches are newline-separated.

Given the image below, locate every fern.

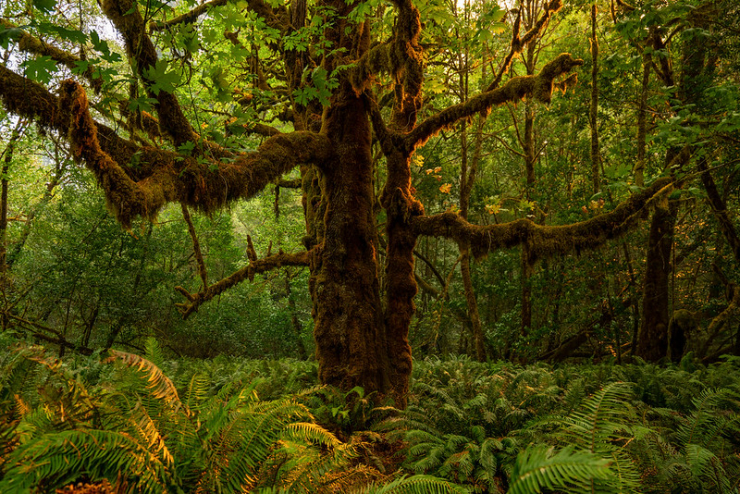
left=357, top=475, right=469, bottom=494
left=508, top=445, right=611, bottom=494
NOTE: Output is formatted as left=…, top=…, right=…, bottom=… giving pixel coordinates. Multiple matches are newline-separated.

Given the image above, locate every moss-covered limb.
left=100, top=0, right=197, bottom=148
left=485, top=0, right=562, bottom=92
left=0, top=65, right=148, bottom=171
left=387, top=0, right=424, bottom=132
left=412, top=177, right=673, bottom=260
left=150, top=0, right=288, bottom=33
left=348, top=42, right=392, bottom=93
left=60, top=80, right=170, bottom=228
left=149, top=0, right=229, bottom=31
left=0, top=65, right=67, bottom=130
left=0, top=19, right=103, bottom=92
left=59, top=78, right=331, bottom=227
left=245, top=122, right=283, bottom=137
left=407, top=54, right=583, bottom=150
left=277, top=178, right=301, bottom=188
left=175, top=249, right=311, bottom=319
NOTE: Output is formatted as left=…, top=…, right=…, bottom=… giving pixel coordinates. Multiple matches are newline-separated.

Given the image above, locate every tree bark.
left=636, top=203, right=676, bottom=361
left=312, top=86, right=394, bottom=402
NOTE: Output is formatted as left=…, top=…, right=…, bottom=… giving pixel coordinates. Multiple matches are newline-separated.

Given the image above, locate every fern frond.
left=108, top=350, right=180, bottom=404
left=508, top=445, right=611, bottom=494
left=0, top=428, right=170, bottom=494
left=355, top=475, right=469, bottom=494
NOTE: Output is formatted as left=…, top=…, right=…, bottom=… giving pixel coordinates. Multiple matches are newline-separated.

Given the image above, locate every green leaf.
left=144, top=60, right=180, bottom=95
left=0, top=26, right=23, bottom=49
left=32, top=0, right=57, bottom=13
left=22, top=56, right=58, bottom=85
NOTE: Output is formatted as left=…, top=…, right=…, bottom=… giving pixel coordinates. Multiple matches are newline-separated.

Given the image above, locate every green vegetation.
left=1, top=336, right=738, bottom=492
left=1, top=0, right=740, bottom=490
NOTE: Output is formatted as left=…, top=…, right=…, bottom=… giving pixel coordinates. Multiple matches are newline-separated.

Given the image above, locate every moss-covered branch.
left=0, top=65, right=141, bottom=170
left=149, top=0, right=229, bottom=31
left=348, top=42, right=392, bottom=92
left=149, top=0, right=288, bottom=33
left=412, top=178, right=673, bottom=260
left=58, top=79, right=332, bottom=228
left=175, top=249, right=311, bottom=318
left=407, top=54, right=583, bottom=150
left=485, top=0, right=563, bottom=91
left=0, top=19, right=103, bottom=92
left=100, top=0, right=198, bottom=147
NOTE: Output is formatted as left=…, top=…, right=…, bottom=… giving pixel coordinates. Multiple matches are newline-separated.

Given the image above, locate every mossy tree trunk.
left=312, top=84, right=395, bottom=400
left=636, top=203, right=676, bottom=360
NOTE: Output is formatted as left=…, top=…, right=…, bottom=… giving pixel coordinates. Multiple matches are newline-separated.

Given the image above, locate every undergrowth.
left=0, top=333, right=738, bottom=493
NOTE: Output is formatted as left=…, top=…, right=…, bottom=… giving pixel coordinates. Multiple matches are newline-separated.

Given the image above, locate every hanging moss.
left=56, top=79, right=332, bottom=228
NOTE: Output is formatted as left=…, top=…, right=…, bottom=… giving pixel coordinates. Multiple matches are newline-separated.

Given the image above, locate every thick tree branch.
left=0, top=66, right=143, bottom=170
left=58, top=80, right=332, bottom=228
left=100, top=0, right=198, bottom=147
left=413, top=178, right=673, bottom=259
left=407, top=53, right=583, bottom=150
left=175, top=248, right=311, bottom=318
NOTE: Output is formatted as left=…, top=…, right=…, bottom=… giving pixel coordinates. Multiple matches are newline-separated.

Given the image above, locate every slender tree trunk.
left=459, top=115, right=487, bottom=361
left=636, top=203, right=676, bottom=360
left=285, top=270, right=308, bottom=360
left=0, top=120, right=24, bottom=277
left=520, top=42, right=537, bottom=340
left=634, top=52, right=651, bottom=187
left=589, top=4, right=600, bottom=194
left=700, top=159, right=740, bottom=264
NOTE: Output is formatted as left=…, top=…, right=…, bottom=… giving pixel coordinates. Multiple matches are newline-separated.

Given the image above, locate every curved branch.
left=175, top=248, right=311, bottom=318
left=407, top=53, right=583, bottom=150
left=413, top=178, right=673, bottom=260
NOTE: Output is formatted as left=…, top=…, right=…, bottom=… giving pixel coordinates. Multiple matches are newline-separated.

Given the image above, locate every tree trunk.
left=636, top=203, right=676, bottom=360
left=285, top=270, right=308, bottom=360
left=312, top=86, right=398, bottom=403
left=589, top=4, right=600, bottom=195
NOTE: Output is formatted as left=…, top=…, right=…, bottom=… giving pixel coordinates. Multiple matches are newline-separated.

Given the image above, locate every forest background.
left=0, top=0, right=740, bottom=491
